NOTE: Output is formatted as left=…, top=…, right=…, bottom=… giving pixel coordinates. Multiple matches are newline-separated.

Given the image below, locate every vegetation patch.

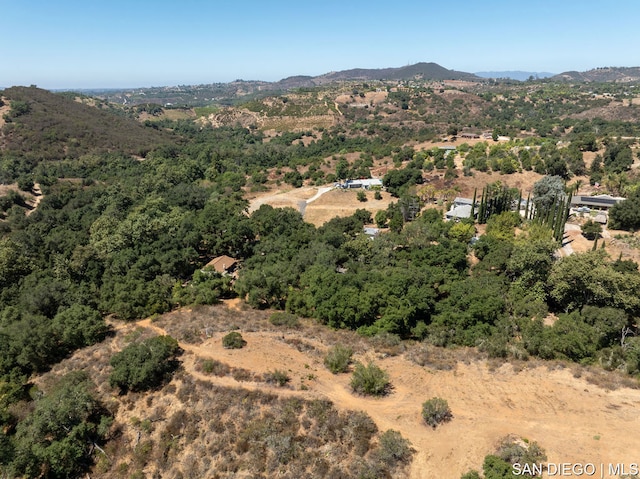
left=350, top=362, right=391, bottom=396
left=109, top=335, right=182, bottom=393
left=269, top=311, right=300, bottom=328
left=222, top=331, right=246, bottom=349
left=324, top=344, right=354, bottom=374
left=263, top=369, right=291, bottom=387
left=421, top=397, right=453, bottom=428
left=461, top=435, right=547, bottom=479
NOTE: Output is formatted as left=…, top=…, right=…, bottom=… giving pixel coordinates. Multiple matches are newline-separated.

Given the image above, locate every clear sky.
left=3, top=0, right=639, bottom=89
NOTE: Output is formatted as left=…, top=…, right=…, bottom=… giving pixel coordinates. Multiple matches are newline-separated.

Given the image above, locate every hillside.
left=38, top=302, right=640, bottom=479
left=90, top=62, right=483, bottom=106
left=312, top=62, right=481, bottom=83
left=554, top=66, right=640, bottom=82
left=4, top=72, right=640, bottom=479
left=475, top=71, right=556, bottom=81
left=0, top=86, right=174, bottom=161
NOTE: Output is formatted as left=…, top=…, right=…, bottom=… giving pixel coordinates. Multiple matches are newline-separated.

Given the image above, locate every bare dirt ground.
left=563, top=216, right=640, bottom=264
left=120, top=303, right=640, bottom=479
left=303, top=189, right=394, bottom=226
left=0, top=101, right=10, bottom=130
left=248, top=186, right=394, bottom=227
left=45, top=300, right=640, bottom=478
left=247, top=186, right=320, bottom=214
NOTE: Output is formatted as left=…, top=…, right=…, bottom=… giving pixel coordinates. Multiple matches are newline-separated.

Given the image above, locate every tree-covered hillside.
left=1, top=86, right=174, bottom=162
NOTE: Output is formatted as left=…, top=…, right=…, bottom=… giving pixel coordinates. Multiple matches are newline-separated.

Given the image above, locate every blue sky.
left=3, top=0, right=639, bottom=89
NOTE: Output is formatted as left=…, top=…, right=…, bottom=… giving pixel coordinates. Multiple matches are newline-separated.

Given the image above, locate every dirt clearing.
left=125, top=304, right=640, bottom=479
left=248, top=186, right=393, bottom=227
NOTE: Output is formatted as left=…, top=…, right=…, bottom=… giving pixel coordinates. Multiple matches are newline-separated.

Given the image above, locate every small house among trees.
left=204, top=255, right=238, bottom=275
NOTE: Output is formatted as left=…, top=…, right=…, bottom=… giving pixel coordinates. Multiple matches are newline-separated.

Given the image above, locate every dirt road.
left=134, top=306, right=640, bottom=479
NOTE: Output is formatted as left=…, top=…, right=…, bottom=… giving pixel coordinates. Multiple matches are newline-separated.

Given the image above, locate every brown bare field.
left=248, top=186, right=394, bottom=227
left=335, top=90, right=388, bottom=106
left=303, top=189, right=394, bottom=226
left=44, top=303, right=640, bottom=479
left=247, top=185, right=320, bottom=213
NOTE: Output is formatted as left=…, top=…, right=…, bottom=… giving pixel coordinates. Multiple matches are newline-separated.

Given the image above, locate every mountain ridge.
left=475, top=71, right=556, bottom=81
left=553, top=66, right=640, bottom=82
left=270, top=62, right=482, bottom=89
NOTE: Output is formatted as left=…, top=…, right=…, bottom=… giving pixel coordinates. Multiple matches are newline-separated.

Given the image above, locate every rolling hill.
left=0, top=86, right=174, bottom=161
left=553, top=66, right=640, bottom=82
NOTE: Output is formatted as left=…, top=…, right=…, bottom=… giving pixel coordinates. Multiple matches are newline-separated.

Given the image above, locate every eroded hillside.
left=37, top=302, right=640, bottom=479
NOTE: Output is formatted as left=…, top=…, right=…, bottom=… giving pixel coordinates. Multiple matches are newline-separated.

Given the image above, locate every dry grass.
left=150, top=304, right=272, bottom=344
left=303, top=188, right=394, bottom=226
left=31, top=301, right=640, bottom=479
left=261, top=114, right=336, bottom=131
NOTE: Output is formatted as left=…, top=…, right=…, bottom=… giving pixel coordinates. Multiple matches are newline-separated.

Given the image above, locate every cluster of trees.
left=1, top=372, right=112, bottom=478
left=109, top=335, right=182, bottom=393
left=236, top=198, right=640, bottom=371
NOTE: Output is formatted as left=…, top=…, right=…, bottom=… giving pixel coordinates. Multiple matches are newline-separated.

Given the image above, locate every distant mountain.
left=553, top=67, right=640, bottom=82
left=475, top=71, right=556, bottom=81
left=316, top=62, right=481, bottom=82
left=268, top=63, right=481, bottom=90
left=89, top=63, right=484, bottom=106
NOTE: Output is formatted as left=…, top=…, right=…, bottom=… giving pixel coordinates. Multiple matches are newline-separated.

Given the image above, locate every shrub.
left=199, top=358, right=230, bottom=376
left=357, top=190, right=367, bottom=202
left=350, top=362, right=390, bottom=396
left=375, top=429, right=414, bottom=465
left=581, top=219, right=602, bottom=240
left=421, top=397, right=452, bottom=428
left=495, top=435, right=547, bottom=468
left=370, top=332, right=403, bottom=356
left=222, top=331, right=246, bottom=349
left=264, top=369, right=290, bottom=387
left=324, top=344, right=353, bottom=374
left=109, top=335, right=181, bottom=393
left=269, top=311, right=300, bottom=328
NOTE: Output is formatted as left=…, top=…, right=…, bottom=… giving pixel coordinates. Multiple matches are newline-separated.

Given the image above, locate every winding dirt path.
left=135, top=310, right=640, bottom=479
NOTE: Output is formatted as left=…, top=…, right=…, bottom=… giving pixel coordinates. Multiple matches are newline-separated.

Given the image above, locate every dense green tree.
left=172, top=268, right=233, bottom=306
left=532, top=175, right=565, bottom=213
left=375, top=210, right=388, bottom=228
left=602, top=140, right=633, bottom=173
left=10, top=372, right=111, bottom=479
left=609, top=190, right=640, bottom=230
left=429, top=273, right=508, bottom=346
left=382, top=167, right=423, bottom=197
left=448, top=222, right=475, bottom=243
left=581, top=220, right=602, bottom=240
left=539, top=312, right=598, bottom=361
left=0, top=238, right=32, bottom=288
left=548, top=250, right=640, bottom=314
left=507, top=231, right=557, bottom=292
left=51, top=304, right=109, bottom=352
left=109, top=335, right=182, bottom=393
